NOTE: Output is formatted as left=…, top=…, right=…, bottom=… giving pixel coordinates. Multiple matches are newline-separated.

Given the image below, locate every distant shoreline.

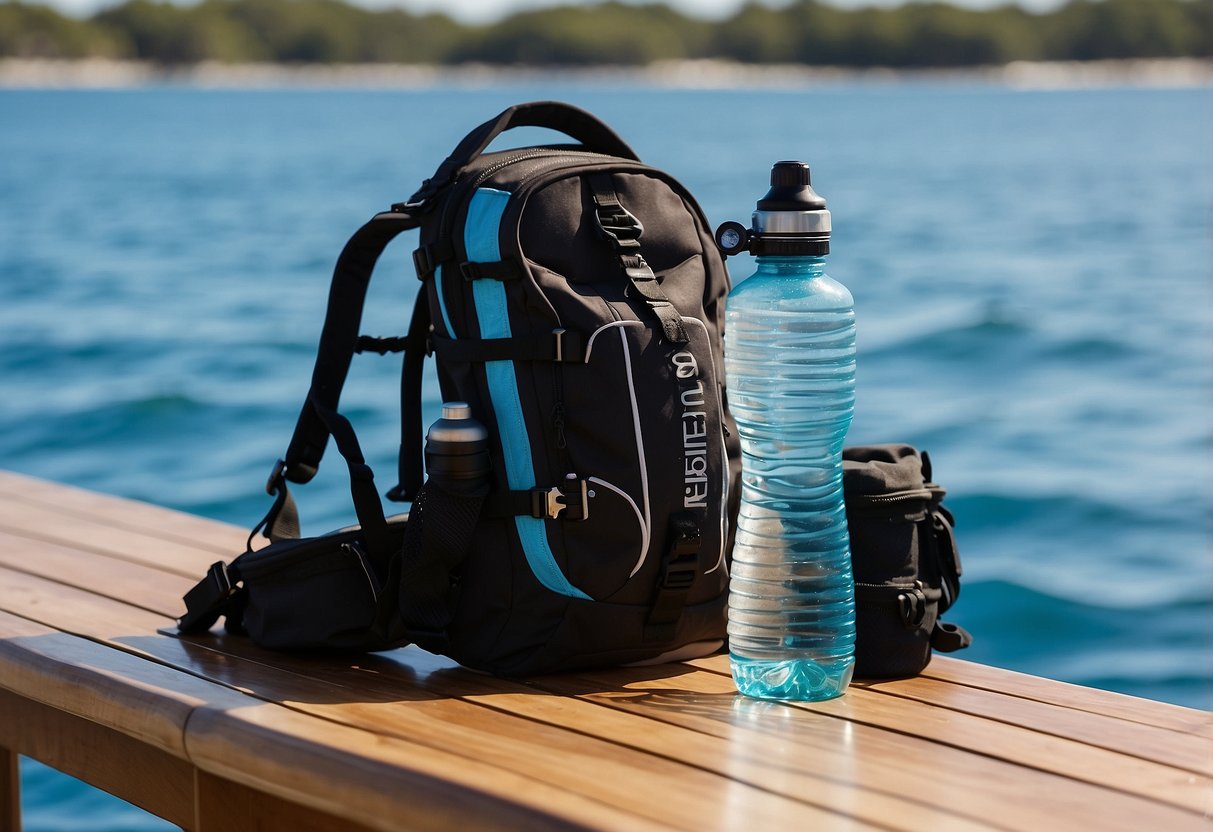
left=2, top=58, right=1210, bottom=91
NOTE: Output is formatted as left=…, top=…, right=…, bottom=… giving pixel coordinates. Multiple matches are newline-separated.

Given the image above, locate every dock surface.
left=0, top=469, right=1209, bottom=830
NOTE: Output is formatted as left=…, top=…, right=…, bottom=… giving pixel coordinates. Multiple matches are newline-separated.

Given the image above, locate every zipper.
left=857, top=488, right=933, bottom=504
left=552, top=392, right=567, bottom=450
left=551, top=365, right=570, bottom=472
left=846, top=488, right=933, bottom=519
left=470, top=148, right=614, bottom=190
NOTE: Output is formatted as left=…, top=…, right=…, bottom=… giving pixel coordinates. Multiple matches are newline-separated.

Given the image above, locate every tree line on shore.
left=1, top=0, right=1208, bottom=68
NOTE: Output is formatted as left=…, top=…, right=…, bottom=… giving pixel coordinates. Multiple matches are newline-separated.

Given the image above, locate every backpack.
left=179, top=101, right=741, bottom=676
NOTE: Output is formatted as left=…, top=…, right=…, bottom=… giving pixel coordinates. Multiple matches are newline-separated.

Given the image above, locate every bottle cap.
left=425, top=401, right=491, bottom=486
left=714, top=160, right=832, bottom=257
left=751, top=161, right=830, bottom=256
left=426, top=401, right=488, bottom=447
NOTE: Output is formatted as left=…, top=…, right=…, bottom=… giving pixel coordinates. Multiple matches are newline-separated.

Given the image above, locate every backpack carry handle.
left=409, top=101, right=640, bottom=205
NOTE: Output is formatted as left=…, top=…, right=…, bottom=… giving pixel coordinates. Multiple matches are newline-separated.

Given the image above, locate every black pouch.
left=230, top=518, right=409, bottom=651
left=179, top=516, right=409, bottom=653
left=843, top=444, right=972, bottom=679
left=177, top=400, right=414, bottom=653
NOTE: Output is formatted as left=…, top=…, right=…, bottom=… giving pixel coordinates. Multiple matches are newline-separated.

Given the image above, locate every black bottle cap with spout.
left=714, top=160, right=831, bottom=257
left=757, top=161, right=828, bottom=212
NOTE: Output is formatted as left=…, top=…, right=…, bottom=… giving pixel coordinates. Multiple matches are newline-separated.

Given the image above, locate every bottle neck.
left=754, top=255, right=827, bottom=276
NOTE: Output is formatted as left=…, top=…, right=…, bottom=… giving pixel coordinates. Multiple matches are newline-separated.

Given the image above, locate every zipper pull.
left=552, top=402, right=567, bottom=450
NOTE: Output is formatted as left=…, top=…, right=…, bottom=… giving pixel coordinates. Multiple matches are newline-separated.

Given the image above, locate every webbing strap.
left=645, top=511, right=704, bottom=642
left=307, top=395, right=392, bottom=564
left=284, top=210, right=420, bottom=485
left=588, top=175, right=689, bottom=345
left=389, top=291, right=431, bottom=503
left=430, top=328, right=584, bottom=364
left=251, top=395, right=392, bottom=569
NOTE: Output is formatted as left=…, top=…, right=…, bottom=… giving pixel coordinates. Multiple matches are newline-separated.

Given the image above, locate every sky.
left=45, top=0, right=1071, bottom=22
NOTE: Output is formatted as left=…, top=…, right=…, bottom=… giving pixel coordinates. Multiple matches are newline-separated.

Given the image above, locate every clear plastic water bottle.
left=715, top=161, right=857, bottom=701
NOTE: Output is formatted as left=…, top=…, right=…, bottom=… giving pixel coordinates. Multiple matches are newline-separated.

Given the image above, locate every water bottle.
left=425, top=402, right=491, bottom=497
left=716, top=161, right=857, bottom=701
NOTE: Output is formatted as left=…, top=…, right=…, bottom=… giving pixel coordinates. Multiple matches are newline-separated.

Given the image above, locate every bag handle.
left=408, top=101, right=640, bottom=205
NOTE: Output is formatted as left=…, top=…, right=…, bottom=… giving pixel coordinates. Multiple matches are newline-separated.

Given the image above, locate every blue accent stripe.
left=464, top=188, right=590, bottom=600
left=434, top=264, right=456, bottom=337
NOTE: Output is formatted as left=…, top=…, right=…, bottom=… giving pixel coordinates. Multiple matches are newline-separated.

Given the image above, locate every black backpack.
left=180, top=101, right=741, bottom=675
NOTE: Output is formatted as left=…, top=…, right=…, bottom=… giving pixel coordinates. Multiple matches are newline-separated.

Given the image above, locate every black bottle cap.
left=756, top=161, right=828, bottom=212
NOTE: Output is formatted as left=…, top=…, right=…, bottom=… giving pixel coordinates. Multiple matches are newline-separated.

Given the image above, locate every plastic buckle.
left=898, top=586, right=928, bottom=629
left=531, top=478, right=589, bottom=522
left=412, top=246, right=435, bottom=280
left=265, top=458, right=287, bottom=495
left=459, top=261, right=482, bottom=281
left=623, top=255, right=657, bottom=283
left=660, top=533, right=700, bottom=592
left=593, top=199, right=644, bottom=247
left=552, top=328, right=567, bottom=362
left=178, top=561, right=235, bottom=633
left=660, top=551, right=698, bottom=592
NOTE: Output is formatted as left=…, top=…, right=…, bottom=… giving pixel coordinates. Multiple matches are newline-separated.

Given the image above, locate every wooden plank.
left=186, top=703, right=677, bottom=832
left=686, top=654, right=1210, bottom=816
left=534, top=661, right=1212, bottom=832
left=0, top=555, right=1107, bottom=830
left=5, top=505, right=1211, bottom=829
left=0, top=604, right=664, bottom=831
left=0, top=611, right=220, bottom=755
left=195, top=771, right=381, bottom=832
left=1, top=744, right=18, bottom=832
left=191, top=635, right=1206, bottom=832
left=6, top=473, right=1210, bottom=830
left=0, top=610, right=661, bottom=832
left=0, top=470, right=244, bottom=554
left=856, top=674, right=1213, bottom=775
left=924, top=655, right=1213, bottom=738
left=0, top=529, right=195, bottom=618
left=0, top=498, right=221, bottom=579
left=0, top=570, right=855, bottom=830
left=0, top=689, right=194, bottom=829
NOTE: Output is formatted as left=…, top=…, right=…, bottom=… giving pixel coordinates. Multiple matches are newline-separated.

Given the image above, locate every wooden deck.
left=0, top=468, right=1209, bottom=830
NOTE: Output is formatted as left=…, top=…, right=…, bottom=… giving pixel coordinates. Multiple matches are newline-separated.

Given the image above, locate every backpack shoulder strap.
left=282, top=210, right=421, bottom=486
left=388, top=290, right=431, bottom=502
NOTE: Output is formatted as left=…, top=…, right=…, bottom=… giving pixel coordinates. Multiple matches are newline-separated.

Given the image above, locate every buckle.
left=898, top=586, right=928, bottom=629
left=659, top=514, right=701, bottom=591
left=593, top=199, right=644, bottom=247
left=178, top=561, right=235, bottom=633
left=531, top=477, right=589, bottom=522
left=265, top=458, right=287, bottom=495
left=552, top=328, right=567, bottom=362
left=623, top=254, right=657, bottom=283
left=413, top=246, right=435, bottom=280
left=660, top=554, right=698, bottom=592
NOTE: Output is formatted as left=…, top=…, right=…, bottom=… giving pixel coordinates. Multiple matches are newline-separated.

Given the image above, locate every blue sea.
left=1, top=81, right=1210, bottom=828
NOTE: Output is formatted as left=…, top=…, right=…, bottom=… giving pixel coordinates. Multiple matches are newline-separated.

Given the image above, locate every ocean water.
left=0, top=82, right=1209, bottom=828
